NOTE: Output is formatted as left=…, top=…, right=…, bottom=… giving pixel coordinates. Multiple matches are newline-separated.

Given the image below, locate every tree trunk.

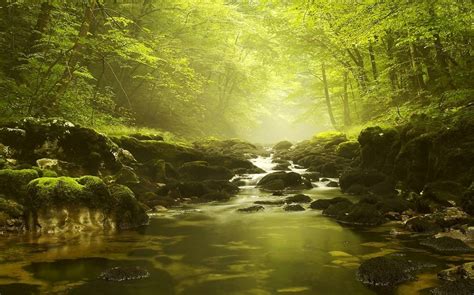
left=41, top=0, right=96, bottom=115
left=368, top=41, right=378, bottom=80
left=321, top=62, right=337, bottom=129
left=342, top=71, right=352, bottom=127
left=27, top=2, right=53, bottom=54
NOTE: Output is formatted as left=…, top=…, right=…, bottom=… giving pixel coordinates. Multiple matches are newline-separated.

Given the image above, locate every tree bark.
left=321, top=62, right=337, bottom=129
left=342, top=71, right=352, bottom=127
left=368, top=41, right=378, bottom=80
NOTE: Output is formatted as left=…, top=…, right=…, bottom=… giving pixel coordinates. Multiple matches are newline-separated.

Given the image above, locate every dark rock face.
left=284, top=204, right=305, bottom=211
left=322, top=201, right=353, bottom=217
left=326, top=181, right=339, bottom=187
left=257, top=172, right=311, bottom=191
left=357, top=256, right=417, bottom=287
left=237, top=205, right=264, bottom=213
left=285, top=194, right=312, bottom=203
left=99, top=266, right=150, bottom=281
left=0, top=197, right=24, bottom=233
left=420, top=237, right=473, bottom=254
left=335, top=141, right=360, bottom=159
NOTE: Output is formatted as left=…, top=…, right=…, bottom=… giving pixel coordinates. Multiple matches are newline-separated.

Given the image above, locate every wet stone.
left=99, top=266, right=150, bottom=282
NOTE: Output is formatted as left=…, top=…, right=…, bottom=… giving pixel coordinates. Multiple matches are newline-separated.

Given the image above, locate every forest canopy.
left=0, top=0, right=472, bottom=141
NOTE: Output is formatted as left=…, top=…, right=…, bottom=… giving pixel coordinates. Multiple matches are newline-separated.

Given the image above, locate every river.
left=0, top=155, right=472, bottom=294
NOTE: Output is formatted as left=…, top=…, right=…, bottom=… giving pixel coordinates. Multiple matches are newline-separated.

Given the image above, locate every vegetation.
left=0, top=0, right=470, bottom=139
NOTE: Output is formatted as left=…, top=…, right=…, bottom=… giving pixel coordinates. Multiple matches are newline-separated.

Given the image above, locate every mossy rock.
left=0, top=169, right=39, bottom=201
left=285, top=194, right=312, bottom=203
left=405, top=217, right=442, bottom=233
left=273, top=140, right=293, bottom=151
left=336, top=141, right=360, bottom=159
left=108, top=184, right=149, bottom=230
left=420, top=237, right=473, bottom=254
left=338, top=203, right=385, bottom=226
left=0, top=197, right=24, bottom=230
left=323, top=201, right=353, bottom=217
left=310, top=197, right=351, bottom=210
left=178, top=162, right=234, bottom=181
left=357, top=256, right=417, bottom=287
left=376, top=197, right=412, bottom=213
left=257, top=171, right=310, bottom=191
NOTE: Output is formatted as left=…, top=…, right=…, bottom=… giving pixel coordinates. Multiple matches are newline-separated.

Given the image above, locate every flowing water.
left=0, top=156, right=473, bottom=294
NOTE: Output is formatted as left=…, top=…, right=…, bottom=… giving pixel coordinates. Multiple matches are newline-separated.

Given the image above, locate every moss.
left=357, top=256, right=417, bottom=287
left=273, top=140, right=293, bottom=151
left=336, top=141, right=360, bottom=159
left=42, top=169, right=58, bottom=177
left=339, top=203, right=386, bottom=226
left=0, top=197, right=23, bottom=218
left=108, top=184, right=148, bottom=229
left=0, top=169, right=39, bottom=201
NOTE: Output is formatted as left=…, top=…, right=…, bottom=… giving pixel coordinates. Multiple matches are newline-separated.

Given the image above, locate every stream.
left=0, top=155, right=472, bottom=294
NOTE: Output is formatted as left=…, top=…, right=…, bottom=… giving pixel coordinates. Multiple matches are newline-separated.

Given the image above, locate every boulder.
left=356, top=256, right=417, bottom=287
left=338, top=203, right=386, bottom=226
left=420, top=237, right=472, bottom=254
left=310, top=197, right=351, bottom=210
left=0, top=197, right=24, bottom=233
left=284, top=204, right=305, bottom=211
left=0, top=168, right=39, bottom=202
left=273, top=140, right=293, bottom=151
left=178, top=161, right=234, bottom=181
left=285, top=194, right=312, bottom=203
left=335, top=141, right=360, bottom=159
left=438, top=262, right=474, bottom=281
left=323, top=201, right=353, bottom=217
left=340, top=169, right=396, bottom=196
left=257, top=172, right=311, bottom=191
left=237, top=205, right=264, bottom=213
left=405, top=217, right=442, bottom=233
left=254, top=200, right=285, bottom=205
left=326, top=181, right=339, bottom=187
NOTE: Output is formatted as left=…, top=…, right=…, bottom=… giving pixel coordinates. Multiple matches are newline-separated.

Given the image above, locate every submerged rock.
left=237, top=205, right=264, bottom=213
left=420, top=237, right=473, bottom=254
left=99, top=266, right=150, bottom=281
left=254, top=200, right=285, bottom=205
left=356, top=256, right=417, bottom=287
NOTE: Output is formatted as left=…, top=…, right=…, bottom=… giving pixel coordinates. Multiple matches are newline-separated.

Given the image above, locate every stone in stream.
left=420, top=237, right=473, bottom=254
left=326, top=181, right=339, bottom=187
left=237, top=205, right=264, bottom=213
left=356, top=256, right=417, bottom=287
left=254, top=200, right=285, bottom=205
left=257, top=171, right=312, bottom=191
left=310, top=197, right=351, bottom=210
left=430, top=279, right=474, bottom=295
left=285, top=194, right=312, bottom=203
left=284, top=204, right=305, bottom=212
left=99, top=266, right=150, bottom=281
left=438, top=262, right=474, bottom=281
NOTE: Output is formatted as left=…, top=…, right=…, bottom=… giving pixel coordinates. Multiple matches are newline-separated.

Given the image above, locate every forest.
left=0, top=0, right=473, bottom=294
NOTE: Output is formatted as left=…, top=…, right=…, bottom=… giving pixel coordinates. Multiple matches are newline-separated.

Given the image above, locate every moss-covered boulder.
left=322, top=201, right=353, bottom=217
left=237, top=205, right=264, bottom=213
left=0, top=118, right=121, bottom=174
left=310, top=197, right=351, bottom=210
left=357, top=256, right=417, bottom=287
left=284, top=204, right=305, bottom=211
left=273, top=140, right=293, bottom=151
left=358, top=126, right=399, bottom=172
left=0, top=169, right=39, bottom=202
left=339, top=169, right=396, bottom=196
left=25, top=176, right=148, bottom=231
left=420, top=237, right=473, bottom=254
left=338, top=203, right=386, bottom=226
left=108, top=184, right=149, bottom=230
left=335, top=141, right=360, bottom=159
left=257, top=171, right=312, bottom=191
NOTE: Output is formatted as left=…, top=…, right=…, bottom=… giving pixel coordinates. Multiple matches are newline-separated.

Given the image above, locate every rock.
left=272, top=191, right=285, bottom=196
left=339, top=169, right=395, bottom=196
left=108, top=184, right=149, bottom=230
left=285, top=194, right=311, bottom=203
left=430, top=279, right=474, bottom=295
left=406, top=217, right=442, bottom=233
left=376, top=197, right=412, bottom=214
left=356, top=256, right=417, bottom=287
left=303, top=172, right=321, bottom=182
left=99, top=266, right=150, bottom=281
left=335, top=141, right=360, bottom=159
left=438, top=262, right=474, bottom=281
left=430, top=207, right=470, bottom=228
left=0, top=118, right=121, bottom=174
left=0, top=197, right=24, bottom=233
left=205, top=155, right=264, bottom=174
left=114, top=166, right=140, bottom=185
left=420, top=237, right=472, bottom=254
left=0, top=168, right=39, bottom=202
left=422, top=181, right=466, bottom=206
left=310, top=197, right=351, bottom=210
left=237, top=205, right=264, bottom=213
left=338, top=203, right=386, bottom=226
left=274, top=163, right=291, bottom=171
left=461, top=184, right=474, bottom=215
left=358, top=126, right=399, bottom=171
left=326, top=181, right=339, bottom=187
left=284, top=204, right=305, bottom=211
left=254, top=200, right=285, bottom=205
left=273, top=140, right=293, bottom=151
left=178, top=161, right=234, bottom=181
left=323, top=201, right=353, bottom=217
left=257, top=171, right=311, bottom=191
